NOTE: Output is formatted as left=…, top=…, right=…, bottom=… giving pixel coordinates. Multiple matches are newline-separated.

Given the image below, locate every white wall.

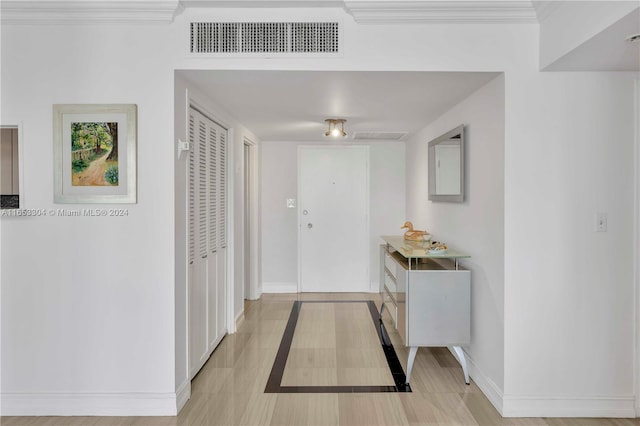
left=503, top=71, right=637, bottom=417
left=260, top=142, right=298, bottom=291
left=1, top=25, right=177, bottom=415
left=261, top=141, right=405, bottom=293
left=539, top=1, right=639, bottom=70
left=406, top=74, right=506, bottom=399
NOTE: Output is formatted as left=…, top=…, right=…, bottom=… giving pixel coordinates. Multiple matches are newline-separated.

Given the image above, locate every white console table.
left=380, top=236, right=471, bottom=385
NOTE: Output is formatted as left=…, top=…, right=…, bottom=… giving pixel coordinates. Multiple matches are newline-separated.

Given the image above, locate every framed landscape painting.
left=53, top=104, right=137, bottom=203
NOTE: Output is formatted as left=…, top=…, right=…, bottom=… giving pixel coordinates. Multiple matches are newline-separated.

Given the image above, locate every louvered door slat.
left=198, top=121, right=208, bottom=259
left=209, top=126, right=217, bottom=253
left=188, top=114, right=196, bottom=264
left=218, top=130, right=226, bottom=249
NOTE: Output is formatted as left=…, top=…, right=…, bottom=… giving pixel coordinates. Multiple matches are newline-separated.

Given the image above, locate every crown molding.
left=343, top=1, right=539, bottom=24
left=0, top=0, right=541, bottom=24
left=531, top=0, right=562, bottom=22
left=0, top=1, right=182, bottom=24
left=180, top=0, right=343, bottom=7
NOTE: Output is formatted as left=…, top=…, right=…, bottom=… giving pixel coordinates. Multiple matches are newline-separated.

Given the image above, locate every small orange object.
left=401, top=221, right=429, bottom=241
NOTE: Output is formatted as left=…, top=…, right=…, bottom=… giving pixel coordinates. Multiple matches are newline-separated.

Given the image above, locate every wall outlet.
left=286, top=198, right=296, bottom=208
left=595, top=213, right=607, bottom=232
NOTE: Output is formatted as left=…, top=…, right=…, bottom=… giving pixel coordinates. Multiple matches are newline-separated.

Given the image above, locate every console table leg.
left=451, top=346, right=470, bottom=384
left=379, top=301, right=386, bottom=318
left=405, top=346, right=418, bottom=385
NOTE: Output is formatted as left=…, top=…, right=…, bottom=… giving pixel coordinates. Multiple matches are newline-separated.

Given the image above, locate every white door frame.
left=634, top=77, right=640, bottom=417
left=0, top=124, right=24, bottom=208
left=224, top=128, right=236, bottom=334
left=243, top=137, right=261, bottom=300
left=297, top=145, right=370, bottom=293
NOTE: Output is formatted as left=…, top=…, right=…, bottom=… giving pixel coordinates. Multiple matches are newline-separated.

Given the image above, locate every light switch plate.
left=595, top=213, right=607, bottom=232
left=286, top=198, right=296, bottom=208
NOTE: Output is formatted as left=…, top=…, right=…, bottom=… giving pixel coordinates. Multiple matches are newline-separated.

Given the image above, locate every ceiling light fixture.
left=324, top=118, right=347, bottom=138
left=625, top=33, right=640, bottom=43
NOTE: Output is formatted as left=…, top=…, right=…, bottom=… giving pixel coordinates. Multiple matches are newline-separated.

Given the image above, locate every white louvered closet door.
left=216, top=127, right=227, bottom=341
left=188, top=107, right=228, bottom=380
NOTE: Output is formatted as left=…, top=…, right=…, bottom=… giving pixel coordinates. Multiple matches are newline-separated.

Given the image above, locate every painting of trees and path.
left=71, top=122, right=118, bottom=186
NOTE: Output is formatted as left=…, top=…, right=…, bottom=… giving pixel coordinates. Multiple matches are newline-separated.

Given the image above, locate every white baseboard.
left=454, top=348, right=504, bottom=415
left=246, top=287, right=262, bottom=301
left=235, top=309, right=245, bottom=330
left=450, top=348, right=637, bottom=418
left=262, top=282, right=297, bottom=293
left=175, top=379, right=191, bottom=414
left=1, top=392, right=178, bottom=416
left=501, top=396, right=637, bottom=418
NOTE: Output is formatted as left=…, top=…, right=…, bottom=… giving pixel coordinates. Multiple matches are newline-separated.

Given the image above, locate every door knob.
left=307, top=223, right=313, bottom=229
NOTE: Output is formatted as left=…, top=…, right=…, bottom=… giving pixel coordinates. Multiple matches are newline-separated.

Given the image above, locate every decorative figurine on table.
left=428, top=240, right=448, bottom=254
left=401, top=221, right=430, bottom=241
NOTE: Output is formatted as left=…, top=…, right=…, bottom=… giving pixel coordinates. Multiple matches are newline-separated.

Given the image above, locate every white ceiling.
left=544, top=6, right=640, bottom=71
left=180, top=70, right=499, bottom=142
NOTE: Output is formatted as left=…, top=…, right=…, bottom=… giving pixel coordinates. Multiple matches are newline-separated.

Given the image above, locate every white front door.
left=299, top=146, right=369, bottom=292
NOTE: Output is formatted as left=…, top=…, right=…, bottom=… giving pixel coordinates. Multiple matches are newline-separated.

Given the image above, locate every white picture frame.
left=53, top=104, right=137, bottom=204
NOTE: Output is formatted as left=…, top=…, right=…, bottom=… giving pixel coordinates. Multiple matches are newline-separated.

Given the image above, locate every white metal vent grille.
left=190, top=22, right=340, bottom=54
left=352, top=131, right=408, bottom=141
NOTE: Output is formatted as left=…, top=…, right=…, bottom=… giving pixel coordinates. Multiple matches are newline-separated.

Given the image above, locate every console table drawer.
left=384, top=270, right=397, bottom=296
left=384, top=252, right=398, bottom=279
left=382, top=288, right=397, bottom=326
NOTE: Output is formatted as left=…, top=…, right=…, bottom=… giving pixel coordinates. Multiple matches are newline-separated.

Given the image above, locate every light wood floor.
left=281, top=301, right=395, bottom=387
left=2, top=293, right=639, bottom=426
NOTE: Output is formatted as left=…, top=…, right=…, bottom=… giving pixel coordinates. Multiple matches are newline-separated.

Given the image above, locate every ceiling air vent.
left=352, top=132, right=408, bottom=141
left=190, top=22, right=340, bottom=54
